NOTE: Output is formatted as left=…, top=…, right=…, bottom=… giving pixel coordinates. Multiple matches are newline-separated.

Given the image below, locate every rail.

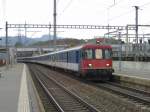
left=94, top=82, right=150, bottom=105
left=30, top=64, right=100, bottom=112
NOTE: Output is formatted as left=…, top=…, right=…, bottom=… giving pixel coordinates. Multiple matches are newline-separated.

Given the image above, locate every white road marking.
left=18, top=64, right=30, bottom=112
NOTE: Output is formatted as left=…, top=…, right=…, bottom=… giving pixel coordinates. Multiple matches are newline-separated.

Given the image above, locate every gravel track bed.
left=117, top=81, right=150, bottom=93
left=32, top=64, right=150, bottom=112
left=29, top=67, right=59, bottom=112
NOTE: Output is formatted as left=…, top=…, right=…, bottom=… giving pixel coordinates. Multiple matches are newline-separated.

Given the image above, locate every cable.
left=112, top=0, right=125, bottom=7
left=107, top=0, right=150, bottom=22
left=57, top=0, right=61, bottom=6
left=107, top=0, right=129, bottom=24
left=2, top=0, right=6, bottom=21
left=108, top=9, right=134, bottom=22
left=140, top=1, right=150, bottom=7
left=59, top=0, right=74, bottom=16
left=107, top=0, right=125, bottom=9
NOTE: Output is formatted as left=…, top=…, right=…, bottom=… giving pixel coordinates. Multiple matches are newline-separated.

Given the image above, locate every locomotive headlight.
left=88, top=63, right=92, bottom=68
left=106, top=63, right=110, bottom=66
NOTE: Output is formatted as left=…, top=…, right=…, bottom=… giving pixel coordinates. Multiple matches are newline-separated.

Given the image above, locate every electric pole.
left=54, top=0, right=57, bottom=51
left=49, top=22, right=51, bottom=48
left=118, top=31, right=122, bottom=71
left=25, top=21, right=27, bottom=46
left=134, top=6, right=139, bottom=44
left=114, top=0, right=116, bottom=4
left=134, top=6, right=139, bottom=61
left=5, top=21, right=9, bottom=68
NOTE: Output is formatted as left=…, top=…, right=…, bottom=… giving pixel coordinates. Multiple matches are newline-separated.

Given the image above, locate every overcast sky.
left=1, top=0, right=150, bottom=39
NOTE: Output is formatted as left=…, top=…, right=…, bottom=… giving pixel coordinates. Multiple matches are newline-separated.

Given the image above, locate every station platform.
left=0, top=64, right=43, bottom=112
left=113, top=61, right=150, bottom=87
left=114, top=69, right=150, bottom=80
left=113, top=61, right=150, bottom=78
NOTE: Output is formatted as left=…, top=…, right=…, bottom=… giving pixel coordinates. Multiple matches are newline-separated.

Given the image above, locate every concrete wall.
left=113, top=61, right=150, bottom=73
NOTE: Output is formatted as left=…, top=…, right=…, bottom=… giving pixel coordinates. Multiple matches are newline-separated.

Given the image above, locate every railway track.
left=29, top=66, right=61, bottom=112
left=93, top=81, right=150, bottom=105
left=28, top=63, right=150, bottom=112
left=29, top=64, right=100, bottom=112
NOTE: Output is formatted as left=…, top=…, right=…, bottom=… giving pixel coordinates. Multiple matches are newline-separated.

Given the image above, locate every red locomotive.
left=80, top=44, right=113, bottom=80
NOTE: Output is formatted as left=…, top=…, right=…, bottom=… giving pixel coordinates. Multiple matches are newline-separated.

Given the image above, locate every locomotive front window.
left=104, top=49, right=112, bottom=59
left=95, top=49, right=103, bottom=59
left=83, top=49, right=112, bottom=59
left=83, top=49, right=93, bottom=59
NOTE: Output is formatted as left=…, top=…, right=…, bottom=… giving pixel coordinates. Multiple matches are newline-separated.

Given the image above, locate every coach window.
left=95, top=49, right=103, bottom=59
left=84, top=49, right=93, bottom=59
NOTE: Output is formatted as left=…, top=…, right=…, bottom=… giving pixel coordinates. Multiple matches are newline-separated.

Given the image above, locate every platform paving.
left=0, top=64, right=24, bottom=112
left=0, top=64, right=42, bottom=112
left=17, top=64, right=30, bottom=112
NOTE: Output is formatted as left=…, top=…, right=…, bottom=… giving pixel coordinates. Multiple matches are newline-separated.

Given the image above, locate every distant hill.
left=29, top=37, right=122, bottom=48
left=0, top=34, right=123, bottom=48
left=30, top=38, right=86, bottom=48
left=0, top=34, right=62, bottom=47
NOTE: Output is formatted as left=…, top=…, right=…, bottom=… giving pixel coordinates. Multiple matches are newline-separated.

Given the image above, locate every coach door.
left=76, top=51, right=79, bottom=63
left=76, top=51, right=80, bottom=71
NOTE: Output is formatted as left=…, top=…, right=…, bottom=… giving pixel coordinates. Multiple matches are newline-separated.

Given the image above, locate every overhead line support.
left=6, top=24, right=136, bottom=30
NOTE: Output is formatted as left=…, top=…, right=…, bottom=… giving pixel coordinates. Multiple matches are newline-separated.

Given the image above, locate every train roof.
left=18, top=44, right=112, bottom=59
left=41, top=44, right=112, bottom=55
left=17, top=45, right=83, bottom=59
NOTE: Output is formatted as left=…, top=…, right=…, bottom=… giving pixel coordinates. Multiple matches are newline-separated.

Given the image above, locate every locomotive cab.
left=80, top=45, right=113, bottom=80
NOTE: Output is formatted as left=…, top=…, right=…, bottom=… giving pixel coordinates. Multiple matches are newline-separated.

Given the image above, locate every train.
left=18, top=44, right=114, bottom=80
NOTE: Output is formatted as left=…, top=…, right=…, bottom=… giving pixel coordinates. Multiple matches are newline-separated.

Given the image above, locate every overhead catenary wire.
left=107, top=0, right=150, bottom=23
left=58, top=0, right=74, bottom=17
left=109, top=9, right=134, bottom=22
left=107, top=0, right=129, bottom=25
left=2, top=0, right=6, bottom=23
left=57, top=0, right=61, bottom=6
left=107, top=0, right=150, bottom=22
left=111, top=0, right=125, bottom=7
left=140, top=1, right=150, bottom=7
